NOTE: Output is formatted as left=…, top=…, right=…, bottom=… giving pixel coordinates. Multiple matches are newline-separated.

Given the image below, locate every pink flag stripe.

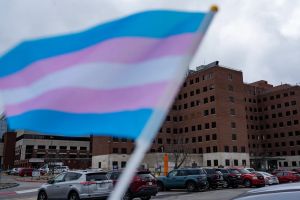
left=0, top=33, right=198, bottom=89
left=5, top=82, right=168, bottom=116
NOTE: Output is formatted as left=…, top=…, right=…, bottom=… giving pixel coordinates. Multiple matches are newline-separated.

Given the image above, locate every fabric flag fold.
left=0, top=9, right=213, bottom=139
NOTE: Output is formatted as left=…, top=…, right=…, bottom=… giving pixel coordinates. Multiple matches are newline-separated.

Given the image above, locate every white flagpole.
left=108, top=5, right=218, bottom=200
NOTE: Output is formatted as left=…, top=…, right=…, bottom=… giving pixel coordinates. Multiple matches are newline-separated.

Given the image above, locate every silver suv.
left=37, top=170, right=113, bottom=200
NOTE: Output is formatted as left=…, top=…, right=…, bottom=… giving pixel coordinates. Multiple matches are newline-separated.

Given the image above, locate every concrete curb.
left=0, top=183, right=19, bottom=190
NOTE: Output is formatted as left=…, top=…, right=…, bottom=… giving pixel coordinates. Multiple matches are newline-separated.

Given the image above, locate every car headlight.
left=252, top=177, right=258, bottom=180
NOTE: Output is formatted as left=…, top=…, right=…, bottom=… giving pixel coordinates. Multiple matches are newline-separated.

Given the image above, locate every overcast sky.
left=0, top=0, right=300, bottom=113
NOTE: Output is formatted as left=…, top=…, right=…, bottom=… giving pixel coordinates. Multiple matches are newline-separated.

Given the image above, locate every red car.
left=18, top=168, right=33, bottom=177
left=275, top=171, right=300, bottom=183
left=228, top=168, right=265, bottom=187
left=107, top=170, right=158, bottom=200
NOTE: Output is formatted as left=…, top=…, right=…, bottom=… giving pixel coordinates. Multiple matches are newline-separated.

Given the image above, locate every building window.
left=206, top=147, right=211, bottom=153
left=49, top=146, right=56, bottom=150
left=60, top=146, right=67, bottom=150
left=120, top=161, right=126, bottom=168
left=233, top=146, right=238, bottom=152
left=204, top=110, right=209, bottom=116
left=214, top=160, right=219, bottom=166
left=284, top=162, right=288, bottom=167
left=234, top=160, right=238, bottom=166
left=231, top=122, right=236, bottom=128
left=225, top=159, right=230, bottom=166
left=207, top=160, right=211, bottom=167
left=38, top=145, right=45, bottom=149
left=113, top=148, right=119, bottom=153
left=212, top=134, right=217, bottom=140
left=211, top=108, right=216, bottom=114
left=213, top=146, right=218, bottom=152
left=158, top=138, right=163, bottom=144
left=211, top=122, right=216, bottom=128
left=229, top=96, right=235, bottom=103
left=198, top=148, right=203, bottom=154
left=241, top=146, right=246, bottom=153
left=232, top=134, right=237, bottom=140
left=206, top=135, right=210, bottom=141
left=242, top=160, right=247, bottom=166
left=70, top=146, right=77, bottom=150
left=198, top=136, right=202, bottom=142
left=205, top=123, right=210, bottom=129
left=204, top=98, right=208, bottom=104
left=112, top=161, right=118, bottom=169
left=210, top=96, right=215, bottom=102
left=121, top=148, right=127, bottom=154
left=224, top=146, right=229, bottom=152
left=230, top=109, right=235, bottom=115
left=80, top=146, right=87, bottom=150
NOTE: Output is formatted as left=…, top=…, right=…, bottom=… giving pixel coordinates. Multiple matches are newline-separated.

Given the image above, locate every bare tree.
left=166, top=136, right=190, bottom=169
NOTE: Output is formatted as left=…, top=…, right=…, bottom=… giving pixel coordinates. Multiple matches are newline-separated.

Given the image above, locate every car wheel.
left=37, top=191, right=48, bottom=200
left=68, top=191, right=79, bottom=200
left=157, top=181, right=164, bottom=192
left=199, top=181, right=209, bottom=192
left=223, top=180, right=229, bottom=188
left=186, top=181, right=197, bottom=192
left=122, top=192, right=132, bottom=200
left=141, top=196, right=151, bottom=200
left=243, top=179, right=252, bottom=188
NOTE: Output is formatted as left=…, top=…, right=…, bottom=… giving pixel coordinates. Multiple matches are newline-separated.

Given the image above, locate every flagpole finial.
left=210, top=5, right=218, bottom=12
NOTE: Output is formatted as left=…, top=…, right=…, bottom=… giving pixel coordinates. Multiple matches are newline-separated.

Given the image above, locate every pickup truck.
left=157, top=168, right=208, bottom=192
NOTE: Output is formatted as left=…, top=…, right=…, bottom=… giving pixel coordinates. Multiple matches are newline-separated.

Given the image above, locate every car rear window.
left=229, top=169, right=240, bottom=174
left=86, top=173, right=108, bottom=181
left=187, top=169, right=205, bottom=175
left=204, top=169, right=216, bottom=174
left=137, top=173, right=155, bottom=180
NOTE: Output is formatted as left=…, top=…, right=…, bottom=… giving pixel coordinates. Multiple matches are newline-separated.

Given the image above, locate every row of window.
left=246, top=109, right=298, bottom=121
left=112, top=148, right=130, bottom=154
left=25, top=145, right=87, bottom=151
left=161, top=122, right=218, bottom=134
left=259, top=91, right=296, bottom=102
left=250, top=140, right=300, bottom=148
left=247, top=120, right=299, bottom=130
left=192, top=146, right=246, bottom=154
left=172, top=96, right=216, bottom=111
left=246, top=101, right=297, bottom=113
left=278, top=161, right=300, bottom=167
left=248, top=131, right=300, bottom=140
left=207, top=159, right=247, bottom=167
left=178, top=85, right=215, bottom=100
left=183, top=73, right=214, bottom=87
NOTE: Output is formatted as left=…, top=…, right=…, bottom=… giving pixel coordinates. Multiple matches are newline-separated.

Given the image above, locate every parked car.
left=7, top=168, right=20, bottom=175
left=228, top=168, right=265, bottom=187
left=107, top=170, right=158, bottom=200
left=292, top=168, right=300, bottom=174
left=19, top=168, right=34, bottom=177
left=233, top=182, right=300, bottom=200
left=216, top=168, right=241, bottom=188
left=271, top=168, right=286, bottom=175
left=156, top=168, right=208, bottom=192
left=37, top=171, right=113, bottom=200
left=275, top=171, right=300, bottom=183
left=256, top=171, right=279, bottom=185
left=203, top=168, right=225, bottom=189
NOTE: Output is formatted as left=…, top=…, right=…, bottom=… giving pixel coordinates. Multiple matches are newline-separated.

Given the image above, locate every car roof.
left=245, top=182, right=300, bottom=195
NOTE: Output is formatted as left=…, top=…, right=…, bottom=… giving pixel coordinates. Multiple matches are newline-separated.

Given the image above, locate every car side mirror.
left=47, top=179, right=55, bottom=184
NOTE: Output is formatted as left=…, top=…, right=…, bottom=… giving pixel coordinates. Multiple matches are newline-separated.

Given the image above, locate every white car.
left=256, top=171, right=279, bottom=185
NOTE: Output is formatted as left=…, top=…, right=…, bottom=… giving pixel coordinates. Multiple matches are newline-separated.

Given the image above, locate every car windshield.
left=238, top=169, right=250, bottom=174
left=86, top=173, right=108, bottom=181
left=229, top=169, right=240, bottom=174
left=247, top=168, right=255, bottom=172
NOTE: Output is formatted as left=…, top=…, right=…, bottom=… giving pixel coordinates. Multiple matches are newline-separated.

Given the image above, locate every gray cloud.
left=1, top=0, right=300, bottom=113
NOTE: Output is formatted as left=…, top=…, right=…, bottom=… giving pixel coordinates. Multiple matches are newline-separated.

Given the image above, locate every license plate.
left=97, top=183, right=107, bottom=188
left=148, top=182, right=153, bottom=185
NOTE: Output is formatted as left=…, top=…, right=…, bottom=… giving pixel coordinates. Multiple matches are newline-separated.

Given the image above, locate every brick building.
left=92, top=61, right=251, bottom=170
left=1, top=131, right=92, bottom=169
left=245, top=81, right=300, bottom=170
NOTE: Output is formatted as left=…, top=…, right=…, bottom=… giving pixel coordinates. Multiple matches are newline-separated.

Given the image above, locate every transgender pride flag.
left=0, top=9, right=216, bottom=139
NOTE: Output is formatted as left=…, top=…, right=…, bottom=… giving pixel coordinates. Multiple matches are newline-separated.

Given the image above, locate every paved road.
left=1, top=184, right=250, bottom=200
